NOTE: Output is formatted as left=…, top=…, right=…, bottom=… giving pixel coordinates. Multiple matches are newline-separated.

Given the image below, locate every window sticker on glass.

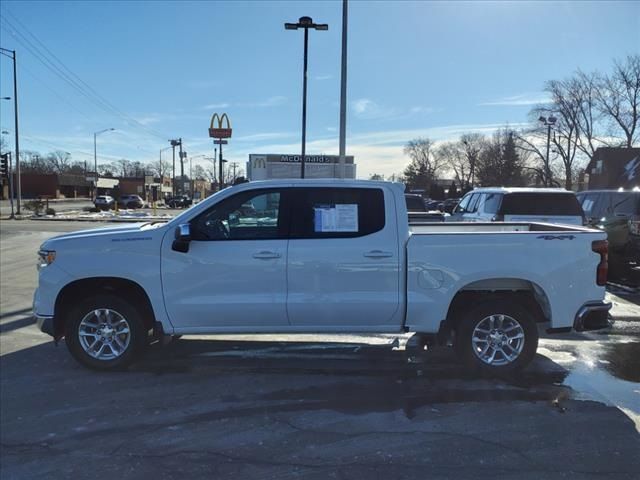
left=314, top=204, right=359, bottom=232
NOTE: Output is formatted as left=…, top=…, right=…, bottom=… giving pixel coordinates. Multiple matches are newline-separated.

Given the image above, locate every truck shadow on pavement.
left=3, top=335, right=640, bottom=480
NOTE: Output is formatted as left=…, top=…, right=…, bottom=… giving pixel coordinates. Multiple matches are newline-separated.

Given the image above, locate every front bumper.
left=573, top=301, right=613, bottom=332
left=35, top=313, right=55, bottom=336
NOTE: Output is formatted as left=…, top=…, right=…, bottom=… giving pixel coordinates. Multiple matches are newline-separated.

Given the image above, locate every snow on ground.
left=38, top=209, right=174, bottom=221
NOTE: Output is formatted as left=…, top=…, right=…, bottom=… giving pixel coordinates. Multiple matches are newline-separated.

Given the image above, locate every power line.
left=0, top=10, right=169, bottom=142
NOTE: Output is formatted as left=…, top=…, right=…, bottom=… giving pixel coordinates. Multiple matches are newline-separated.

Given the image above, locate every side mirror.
left=172, top=224, right=191, bottom=253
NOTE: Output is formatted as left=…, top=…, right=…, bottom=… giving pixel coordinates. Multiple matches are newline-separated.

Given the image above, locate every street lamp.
left=285, top=16, right=328, bottom=179
left=539, top=115, right=557, bottom=187
left=93, top=128, right=115, bottom=199
left=169, top=138, right=182, bottom=195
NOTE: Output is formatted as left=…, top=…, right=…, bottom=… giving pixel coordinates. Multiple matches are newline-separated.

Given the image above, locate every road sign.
left=213, top=140, right=228, bottom=145
left=86, top=175, right=96, bottom=183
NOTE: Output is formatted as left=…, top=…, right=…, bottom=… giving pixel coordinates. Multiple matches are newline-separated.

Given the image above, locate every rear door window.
left=499, top=193, right=583, bottom=216
left=291, top=188, right=385, bottom=239
left=483, top=193, right=502, bottom=214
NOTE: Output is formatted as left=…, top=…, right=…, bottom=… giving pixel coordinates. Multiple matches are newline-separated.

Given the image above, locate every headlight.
left=37, top=250, right=56, bottom=270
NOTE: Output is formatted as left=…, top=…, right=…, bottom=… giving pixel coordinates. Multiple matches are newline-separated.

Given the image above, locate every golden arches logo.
left=208, top=113, right=232, bottom=138
left=252, top=157, right=266, bottom=168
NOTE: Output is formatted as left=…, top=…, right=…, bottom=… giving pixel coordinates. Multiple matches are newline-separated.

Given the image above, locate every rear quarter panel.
left=406, top=230, right=606, bottom=332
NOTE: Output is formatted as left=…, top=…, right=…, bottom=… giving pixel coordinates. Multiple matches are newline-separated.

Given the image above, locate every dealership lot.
left=1, top=220, right=639, bottom=479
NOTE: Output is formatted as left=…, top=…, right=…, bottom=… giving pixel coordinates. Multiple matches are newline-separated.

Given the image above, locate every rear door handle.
left=363, top=250, right=393, bottom=258
left=252, top=251, right=281, bottom=259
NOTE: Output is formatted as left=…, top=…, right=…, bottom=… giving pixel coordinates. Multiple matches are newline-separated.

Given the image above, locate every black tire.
left=64, top=294, right=147, bottom=371
left=455, top=297, right=539, bottom=375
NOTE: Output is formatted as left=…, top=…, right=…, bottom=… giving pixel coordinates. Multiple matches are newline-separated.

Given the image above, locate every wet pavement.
left=1, top=220, right=639, bottom=479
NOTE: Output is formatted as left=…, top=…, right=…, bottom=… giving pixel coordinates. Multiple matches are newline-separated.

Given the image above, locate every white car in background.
left=94, top=195, right=115, bottom=210
left=447, top=187, right=585, bottom=225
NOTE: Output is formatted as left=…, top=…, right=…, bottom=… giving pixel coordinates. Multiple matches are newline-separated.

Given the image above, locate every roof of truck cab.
left=234, top=179, right=406, bottom=190
left=469, top=187, right=573, bottom=194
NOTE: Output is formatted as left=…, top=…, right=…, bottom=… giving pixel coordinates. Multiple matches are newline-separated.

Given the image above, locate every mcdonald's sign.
left=209, top=113, right=232, bottom=138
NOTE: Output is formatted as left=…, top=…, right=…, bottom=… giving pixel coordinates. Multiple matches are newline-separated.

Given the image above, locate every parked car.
left=425, top=199, right=442, bottom=211
left=576, top=189, right=640, bottom=284
left=118, top=194, right=144, bottom=209
left=34, top=180, right=610, bottom=373
left=93, top=195, right=115, bottom=210
left=448, top=188, right=585, bottom=225
left=166, top=195, right=193, bottom=209
left=441, top=198, right=461, bottom=214
left=405, top=193, right=427, bottom=212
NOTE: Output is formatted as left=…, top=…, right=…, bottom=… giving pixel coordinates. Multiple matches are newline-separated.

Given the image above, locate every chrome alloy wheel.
left=78, top=309, right=131, bottom=360
left=471, top=314, right=525, bottom=366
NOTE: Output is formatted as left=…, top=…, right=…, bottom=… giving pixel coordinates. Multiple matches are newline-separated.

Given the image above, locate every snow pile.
left=41, top=209, right=173, bottom=221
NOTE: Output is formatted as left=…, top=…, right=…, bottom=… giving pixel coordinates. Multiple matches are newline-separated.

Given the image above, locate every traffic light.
left=0, top=153, right=9, bottom=178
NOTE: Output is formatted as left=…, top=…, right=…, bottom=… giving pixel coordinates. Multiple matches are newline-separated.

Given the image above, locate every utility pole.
left=0, top=48, right=21, bottom=214
left=338, top=0, right=348, bottom=179
left=179, top=139, right=184, bottom=194
left=219, top=141, right=224, bottom=189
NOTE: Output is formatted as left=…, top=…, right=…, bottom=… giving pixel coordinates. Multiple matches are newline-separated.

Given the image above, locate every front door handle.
left=252, top=251, right=281, bottom=259
left=363, top=250, right=393, bottom=258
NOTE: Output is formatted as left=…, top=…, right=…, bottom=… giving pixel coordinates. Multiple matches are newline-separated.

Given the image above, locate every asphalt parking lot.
left=1, top=220, right=639, bottom=479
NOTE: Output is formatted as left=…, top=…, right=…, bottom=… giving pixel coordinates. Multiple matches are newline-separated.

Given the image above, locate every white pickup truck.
left=33, top=180, right=611, bottom=373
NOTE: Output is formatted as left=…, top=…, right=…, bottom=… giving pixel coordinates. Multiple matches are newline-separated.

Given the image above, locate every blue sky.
left=1, top=0, right=638, bottom=178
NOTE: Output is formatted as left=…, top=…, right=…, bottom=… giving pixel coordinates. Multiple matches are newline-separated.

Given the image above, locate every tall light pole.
left=0, top=48, right=21, bottom=214
left=338, top=0, right=348, bottom=179
left=169, top=138, right=182, bottom=196
left=285, top=16, right=328, bottom=179
left=539, top=115, right=557, bottom=187
left=93, top=128, right=115, bottom=199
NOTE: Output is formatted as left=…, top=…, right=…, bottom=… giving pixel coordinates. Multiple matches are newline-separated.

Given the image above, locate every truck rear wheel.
left=455, top=298, right=538, bottom=375
left=64, top=294, right=147, bottom=370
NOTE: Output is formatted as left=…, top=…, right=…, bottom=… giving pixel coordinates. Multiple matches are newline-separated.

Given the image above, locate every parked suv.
left=448, top=188, right=584, bottom=225
left=576, top=189, right=640, bottom=284
left=118, top=194, right=144, bottom=209
left=94, top=195, right=115, bottom=210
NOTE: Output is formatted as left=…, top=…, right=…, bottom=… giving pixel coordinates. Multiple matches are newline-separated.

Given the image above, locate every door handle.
left=363, top=250, right=393, bottom=258
left=252, top=251, right=281, bottom=259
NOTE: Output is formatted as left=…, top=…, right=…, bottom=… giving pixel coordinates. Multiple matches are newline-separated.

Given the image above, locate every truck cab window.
left=191, top=189, right=285, bottom=240
left=290, top=187, right=385, bottom=238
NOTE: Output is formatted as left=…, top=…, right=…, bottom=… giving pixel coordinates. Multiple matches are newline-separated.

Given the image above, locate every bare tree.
left=148, top=157, right=171, bottom=178
left=46, top=151, right=72, bottom=174
left=594, top=54, right=640, bottom=147
left=403, top=138, right=444, bottom=190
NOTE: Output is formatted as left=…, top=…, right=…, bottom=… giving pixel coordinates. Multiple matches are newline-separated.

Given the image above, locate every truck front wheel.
left=64, top=294, right=147, bottom=370
left=455, top=298, right=538, bottom=375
